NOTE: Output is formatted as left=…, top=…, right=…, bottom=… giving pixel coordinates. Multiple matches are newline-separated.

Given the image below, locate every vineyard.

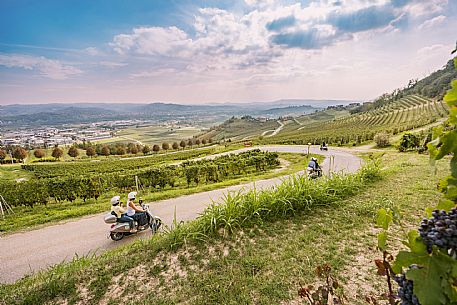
left=20, top=146, right=223, bottom=178
left=0, top=150, right=279, bottom=208
left=263, top=95, right=448, bottom=145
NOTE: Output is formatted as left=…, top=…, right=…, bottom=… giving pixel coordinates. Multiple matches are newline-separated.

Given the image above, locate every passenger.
left=307, top=157, right=320, bottom=171
left=110, top=196, right=136, bottom=233
left=126, top=191, right=146, bottom=228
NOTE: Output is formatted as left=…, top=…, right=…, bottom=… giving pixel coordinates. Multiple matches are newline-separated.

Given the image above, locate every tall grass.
left=0, top=161, right=381, bottom=305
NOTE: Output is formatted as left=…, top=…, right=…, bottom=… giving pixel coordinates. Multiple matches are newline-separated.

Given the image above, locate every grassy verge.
left=0, top=154, right=378, bottom=305
left=0, top=152, right=315, bottom=234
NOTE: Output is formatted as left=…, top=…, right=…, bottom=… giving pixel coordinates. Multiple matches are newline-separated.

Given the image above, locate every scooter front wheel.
left=151, top=219, right=162, bottom=233
left=110, top=232, right=125, bottom=241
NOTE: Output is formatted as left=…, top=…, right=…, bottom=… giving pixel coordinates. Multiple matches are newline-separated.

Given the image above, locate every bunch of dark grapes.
left=394, top=273, right=420, bottom=305
left=418, top=208, right=457, bottom=254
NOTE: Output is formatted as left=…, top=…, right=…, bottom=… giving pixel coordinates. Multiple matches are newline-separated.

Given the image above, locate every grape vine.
left=374, top=56, right=457, bottom=305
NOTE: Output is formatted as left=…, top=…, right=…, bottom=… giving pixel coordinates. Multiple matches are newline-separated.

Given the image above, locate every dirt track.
left=0, top=145, right=362, bottom=284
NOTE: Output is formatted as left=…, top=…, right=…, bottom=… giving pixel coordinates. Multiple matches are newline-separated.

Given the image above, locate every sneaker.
left=130, top=227, right=137, bottom=233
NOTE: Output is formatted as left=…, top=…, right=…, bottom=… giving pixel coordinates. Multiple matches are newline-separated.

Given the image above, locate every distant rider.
left=126, top=191, right=147, bottom=228
left=307, top=157, right=321, bottom=176
left=110, top=196, right=136, bottom=233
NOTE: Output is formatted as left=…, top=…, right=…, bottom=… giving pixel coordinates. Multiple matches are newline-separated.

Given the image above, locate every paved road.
left=0, top=145, right=362, bottom=284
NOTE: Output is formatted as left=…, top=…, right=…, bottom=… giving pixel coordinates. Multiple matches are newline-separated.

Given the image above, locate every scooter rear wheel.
left=110, top=232, right=124, bottom=241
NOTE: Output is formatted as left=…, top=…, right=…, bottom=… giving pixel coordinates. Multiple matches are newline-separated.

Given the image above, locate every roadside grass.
left=0, top=154, right=378, bottom=305
left=0, top=152, right=314, bottom=234
left=139, top=152, right=448, bottom=305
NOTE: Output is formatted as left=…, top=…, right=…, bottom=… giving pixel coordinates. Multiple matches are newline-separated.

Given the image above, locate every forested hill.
left=403, top=57, right=457, bottom=99
left=351, top=57, right=457, bottom=114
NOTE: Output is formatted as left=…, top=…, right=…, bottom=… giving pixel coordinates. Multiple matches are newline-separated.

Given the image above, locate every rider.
left=307, top=157, right=320, bottom=175
left=110, top=196, right=136, bottom=233
left=126, top=191, right=147, bottom=228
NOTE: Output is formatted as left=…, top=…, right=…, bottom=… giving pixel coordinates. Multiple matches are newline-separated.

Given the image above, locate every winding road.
left=0, top=145, right=362, bottom=284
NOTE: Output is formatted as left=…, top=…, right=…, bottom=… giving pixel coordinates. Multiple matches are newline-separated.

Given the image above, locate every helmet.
left=128, top=191, right=137, bottom=200
left=311, top=157, right=317, bottom=161
left=110, top=195, right=120, bottom=205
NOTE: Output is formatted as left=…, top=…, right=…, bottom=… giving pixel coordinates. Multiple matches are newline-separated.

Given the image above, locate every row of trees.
left=0, top=137, right=215, bottom=163
left=79, top=138, right=213, bottom=158
left=1, top=150, right=279, bottom=207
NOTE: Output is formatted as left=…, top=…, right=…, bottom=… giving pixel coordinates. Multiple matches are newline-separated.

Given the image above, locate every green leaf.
left=444, top=79, right=457, bottom=107
left=392, top=251, right=430, bottom=274
left=405, top=230, right=427, bottom=254
left=449, top=107, right=457, bottom=125
left=378, top=231, right=387, bottom=251
left=436, top=132, right=457, bottom=159
left=435, top=199, right=456, bottom=213
left=376, top=208, right=393, bottom=230
left=406, top=249, right=457, bottom=305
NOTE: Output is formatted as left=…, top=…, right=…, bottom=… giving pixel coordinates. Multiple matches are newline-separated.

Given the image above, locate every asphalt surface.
left=0, top=145, right=362, bottom=284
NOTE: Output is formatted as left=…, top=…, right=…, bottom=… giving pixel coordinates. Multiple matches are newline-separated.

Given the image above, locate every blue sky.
left=0, top=0, right=456, bottom=104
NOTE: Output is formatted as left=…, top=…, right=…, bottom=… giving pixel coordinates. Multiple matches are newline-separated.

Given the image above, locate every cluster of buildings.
left=0, top=127, right=112, bottom=147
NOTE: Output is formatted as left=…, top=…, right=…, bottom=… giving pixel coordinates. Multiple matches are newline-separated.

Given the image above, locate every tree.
left=142, top=145, right=151, bottom=155
left=117, top=146, right=126, bottom=155
left=209, top=138, right=213, bottom=144
left=187, top=139, right=193, bottom=148
left=101, top=145, right=110, bottom=157
left=180, top=140, right=186, bottom=150
left=67, top=146, right=79, bottom=159
left=202, top=139, right=207, bottom=145
left=51, top=147, right=63, bottom=160
left=129, top=146, right=138, bottom=154
left=86, top=146, right=96, bottom=158
left=172, top=142, right=179, bottom=150
left=34, top=149, right=45, bottom=159
left=162, top=142, right=170, bottom=151
left=153, top=144, right=160, bottom=153
left=13, top=147, right=28, bottom=162
left=195, top=139, right=201, bottom=146
left=0, top=148, right=6, bottom=160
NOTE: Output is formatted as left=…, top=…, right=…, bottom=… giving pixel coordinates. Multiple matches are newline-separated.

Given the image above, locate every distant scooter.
left=320, top=144, right=328, bottom=151
left=104, top=202, right=162, bottom=241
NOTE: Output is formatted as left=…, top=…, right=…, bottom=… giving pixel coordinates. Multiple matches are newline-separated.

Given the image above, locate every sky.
left=0, top=0, right=456, bottom=105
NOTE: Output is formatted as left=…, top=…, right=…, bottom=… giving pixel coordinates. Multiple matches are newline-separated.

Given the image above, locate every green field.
left=101, top=125, right=205, bottom=146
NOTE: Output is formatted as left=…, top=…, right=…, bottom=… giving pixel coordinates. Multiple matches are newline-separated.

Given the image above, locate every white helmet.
left=128, top=191, right=137, bottom=200
left=311, top=157, right=317, bottom=161
left=110, top=195, right=120, bottom=205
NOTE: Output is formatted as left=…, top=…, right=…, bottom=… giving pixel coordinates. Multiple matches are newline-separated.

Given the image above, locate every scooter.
left=307, top=167, right=323, bottom=179
left=320, top=145, right=328, bottom=151
left=104, top=202, right=162, bottom=241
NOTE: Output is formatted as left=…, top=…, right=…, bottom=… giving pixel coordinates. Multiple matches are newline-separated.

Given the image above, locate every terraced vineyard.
left=264, top=95, right=448, bottom=145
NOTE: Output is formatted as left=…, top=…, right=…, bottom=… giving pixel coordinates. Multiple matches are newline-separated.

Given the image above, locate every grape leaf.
left=406, top=249, right=457, bottom=305
left=434, top=199, right=457, bottom=213
left=392, top=251, right=429, bottom=274
left=376, top=208, right=392, bottom=230
left=404, top=230, right=427, bottom=254
left=378, top=231, right=387, bottom=251
left=436, top=132, right=457, bottom=159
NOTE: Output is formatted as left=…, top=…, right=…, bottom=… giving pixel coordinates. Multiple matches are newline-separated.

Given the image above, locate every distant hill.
left=260, top=105, right=321, bottom=116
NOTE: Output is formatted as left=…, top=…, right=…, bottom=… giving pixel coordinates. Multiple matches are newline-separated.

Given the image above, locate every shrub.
left=398, top=133, right=419, bottom=152
left=374, top=132, right=390, bottom=147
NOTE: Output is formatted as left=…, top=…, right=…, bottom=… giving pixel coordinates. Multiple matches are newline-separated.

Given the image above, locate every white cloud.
left=405, top=0, right=448, bottom=17
left=110, top=26, right=193, bottom=57
left=84, top=47, right=102, bottom=56
left=418, top=15, right=446, bottom=30
left=0, top=54, right=82, bottom=80
left=99, top=61, right=127, bottom=68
